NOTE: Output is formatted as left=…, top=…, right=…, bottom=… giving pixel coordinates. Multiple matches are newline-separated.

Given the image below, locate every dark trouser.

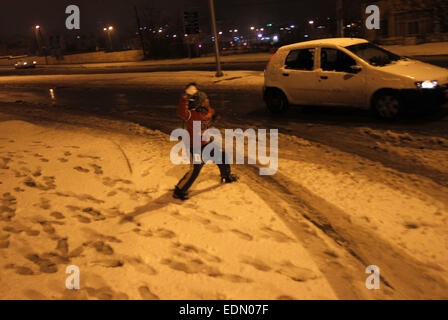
left=176, top=144, right=231, bottom=193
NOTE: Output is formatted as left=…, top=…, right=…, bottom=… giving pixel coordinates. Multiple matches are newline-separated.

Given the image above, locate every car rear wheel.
left=265, top=89, right=288, bottom=114
left=373, top=93, right=402, bottom=119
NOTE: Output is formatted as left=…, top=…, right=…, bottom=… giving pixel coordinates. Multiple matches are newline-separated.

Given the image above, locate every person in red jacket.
left=174, top=83, right=238, bottom=200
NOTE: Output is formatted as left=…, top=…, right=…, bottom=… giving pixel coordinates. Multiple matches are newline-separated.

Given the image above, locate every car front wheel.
left=265, top=89, right=289, bottom=114
left=373, top=93, right=402, bottom=119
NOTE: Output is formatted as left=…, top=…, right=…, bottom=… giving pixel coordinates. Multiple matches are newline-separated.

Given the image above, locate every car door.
left=280, top=48, right=320, bottom=105
left=317, top=47, right=366, bottom=107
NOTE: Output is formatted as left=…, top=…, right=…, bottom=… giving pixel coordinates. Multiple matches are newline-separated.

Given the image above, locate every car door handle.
left=282, top=73, right=290, bottom=77
left=320, top=76, right=328, bottom=80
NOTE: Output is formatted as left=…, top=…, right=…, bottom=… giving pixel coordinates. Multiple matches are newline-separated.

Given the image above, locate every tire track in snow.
left=240, top=164, right=448, bottom=299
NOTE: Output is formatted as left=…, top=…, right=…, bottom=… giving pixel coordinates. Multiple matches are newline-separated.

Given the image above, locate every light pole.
left=208, top=0, right=223, bottom=77
left=337, top=0, right=344, bottom=37
left=34, top=25, right=42, bottom=55
left=34, top=25, right=48, bottom=64
left=104, top=26, right=114, bottom=51
left=134, top=5, right=147, bottom=58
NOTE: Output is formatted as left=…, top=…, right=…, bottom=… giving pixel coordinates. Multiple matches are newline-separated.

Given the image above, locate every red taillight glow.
left=266, top=51, right=277, bottom=68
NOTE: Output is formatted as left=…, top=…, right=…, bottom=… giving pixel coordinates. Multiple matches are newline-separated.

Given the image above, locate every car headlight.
left=415, top=80, right=439, bottom=89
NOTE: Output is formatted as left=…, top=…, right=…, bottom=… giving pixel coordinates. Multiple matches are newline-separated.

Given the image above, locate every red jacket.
left=177, top=95, right=215, bottom=147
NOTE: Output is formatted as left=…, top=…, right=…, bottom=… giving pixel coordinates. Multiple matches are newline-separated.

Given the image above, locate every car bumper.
left=400, top=87, right=447, bottom=109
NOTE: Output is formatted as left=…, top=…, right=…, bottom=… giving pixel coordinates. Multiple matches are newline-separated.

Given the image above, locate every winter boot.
left=221, top=173, right=239, bottom=184
left=173, top=187, right=189, bottom=201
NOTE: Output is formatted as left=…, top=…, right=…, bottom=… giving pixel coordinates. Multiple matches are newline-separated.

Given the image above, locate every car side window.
left=285, top=48, right=315, bottom=71
left=321, top=48, right=356, bottom=72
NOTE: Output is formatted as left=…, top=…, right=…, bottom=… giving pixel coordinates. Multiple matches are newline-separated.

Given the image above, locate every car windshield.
left=345, top=42, right=402, bottom=67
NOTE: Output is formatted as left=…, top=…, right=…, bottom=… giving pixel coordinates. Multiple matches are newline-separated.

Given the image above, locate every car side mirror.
left=348, top=65, right=362, bottom=74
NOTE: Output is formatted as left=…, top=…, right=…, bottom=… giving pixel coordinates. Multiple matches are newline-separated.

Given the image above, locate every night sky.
left=0, top=0, right=345, bottom=38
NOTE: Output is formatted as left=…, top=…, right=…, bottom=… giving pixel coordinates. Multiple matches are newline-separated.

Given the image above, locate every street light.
left=34, top=26, right=41, bottom=52
left=33, top=25, right=47, bottom=64
left=104, top=26, right=114, bottom=51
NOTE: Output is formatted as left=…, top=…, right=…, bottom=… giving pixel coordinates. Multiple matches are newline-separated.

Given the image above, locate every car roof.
left=279, top=38, right=369, bottom=51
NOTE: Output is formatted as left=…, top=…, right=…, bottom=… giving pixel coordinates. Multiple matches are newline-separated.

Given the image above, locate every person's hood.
left=379, top=59, right=448, bottom=84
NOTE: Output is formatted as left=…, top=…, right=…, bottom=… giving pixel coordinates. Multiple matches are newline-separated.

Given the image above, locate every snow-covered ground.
left=383, top=42, right=448, bottom=56
left=0, top=120, right=337, bottom=300
left=1, top=112, right=448, bottom=299
left=280, top=133, right=448, bottom=285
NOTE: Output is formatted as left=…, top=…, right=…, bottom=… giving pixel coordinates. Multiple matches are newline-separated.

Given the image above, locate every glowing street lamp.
left=309, top=20, right=314, bottom=25
left=33, top=25, right=43, bottom=59
left=104, top=26, right=114, bottom=51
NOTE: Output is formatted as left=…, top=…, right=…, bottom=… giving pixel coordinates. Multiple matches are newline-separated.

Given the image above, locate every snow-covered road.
left=1, top=72, right=448, bottom=299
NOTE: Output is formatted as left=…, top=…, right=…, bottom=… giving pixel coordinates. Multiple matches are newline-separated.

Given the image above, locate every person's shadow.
left=119, top=184, right=223, bottom=224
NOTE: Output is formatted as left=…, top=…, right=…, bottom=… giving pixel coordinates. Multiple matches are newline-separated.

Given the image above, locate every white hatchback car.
left=264, top=38, right=448, bottom=118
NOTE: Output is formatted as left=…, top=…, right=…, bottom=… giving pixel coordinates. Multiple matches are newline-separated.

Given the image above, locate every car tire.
left=372, top=92, right=402, bottom=120
left=265, top=89, right=289, bottom=114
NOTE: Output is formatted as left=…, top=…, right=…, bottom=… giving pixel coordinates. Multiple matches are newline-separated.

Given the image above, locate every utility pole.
left=208, top=0, right=223, bottom=77
left=34, top=26, right=42, bottom=56
left=134, top=5, right=147, bottom=58
left=337, top=0, right=344, bottom=37
left=107, top=30, right=113, bottom=51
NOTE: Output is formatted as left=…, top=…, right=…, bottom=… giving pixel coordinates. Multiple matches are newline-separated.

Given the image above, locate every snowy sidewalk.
left=0, top=120, right=336, bottom=300
left=0, top=71, right=264, bottom=91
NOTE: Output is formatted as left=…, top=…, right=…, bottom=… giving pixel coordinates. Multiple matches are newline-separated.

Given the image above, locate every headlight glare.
left=415, top=80, right=439, bottom=89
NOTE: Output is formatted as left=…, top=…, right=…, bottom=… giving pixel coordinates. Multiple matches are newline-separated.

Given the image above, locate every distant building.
left=364, top=0, right=448, bottom=44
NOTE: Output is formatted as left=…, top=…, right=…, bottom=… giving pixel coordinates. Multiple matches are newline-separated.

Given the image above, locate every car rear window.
left=285, top=48, right=315, bottom=71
